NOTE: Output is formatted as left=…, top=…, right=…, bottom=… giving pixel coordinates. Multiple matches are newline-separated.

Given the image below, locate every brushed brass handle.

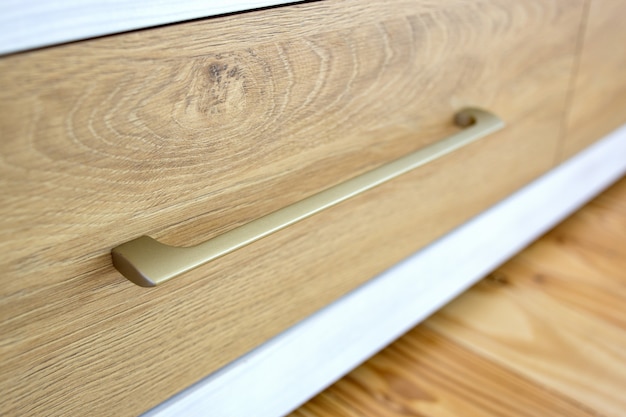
left=112, top=108, right=504, bottom=287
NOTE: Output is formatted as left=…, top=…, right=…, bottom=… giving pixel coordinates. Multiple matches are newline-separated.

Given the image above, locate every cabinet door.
left=563, top=0, right=626, bottom=159
left=0, top=1, right=585, bottom=415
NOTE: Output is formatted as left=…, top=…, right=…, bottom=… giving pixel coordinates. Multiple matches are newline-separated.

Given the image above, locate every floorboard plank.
left=291, top=327, right=598, bottom=417
left=293, top=175, right=626, bottom=417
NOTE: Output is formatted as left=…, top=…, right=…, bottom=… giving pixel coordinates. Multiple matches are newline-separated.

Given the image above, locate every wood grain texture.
left=291, top=328, right=598, bottom=417
left=561, top=0, right=626, bottom=159
left=0, top=0, right=301, bottom=55
left=0, top=0, right=584, bottom=415
left=427, top=177, right=626, bottom=417
left=292, top=175, right=626, bottom=417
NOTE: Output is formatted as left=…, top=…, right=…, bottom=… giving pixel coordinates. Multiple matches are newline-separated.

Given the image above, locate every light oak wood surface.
left=293, top=175, right=626, bottom=417
left=0, top=0, right=300, bottom=55
left=0, top=0, right=585, bottom=415
left=561, top=0, right=626, bottom=159
left=293, top=328, right=599, bottom=417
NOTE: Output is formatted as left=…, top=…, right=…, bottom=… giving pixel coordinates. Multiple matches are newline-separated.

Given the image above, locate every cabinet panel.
left=0, top=0, right=584, bottom=415
left=562, top=0, right=626, bottom=159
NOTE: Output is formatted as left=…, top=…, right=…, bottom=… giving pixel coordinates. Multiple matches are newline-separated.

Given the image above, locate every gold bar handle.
left=112, top=108, right=504, bottom=287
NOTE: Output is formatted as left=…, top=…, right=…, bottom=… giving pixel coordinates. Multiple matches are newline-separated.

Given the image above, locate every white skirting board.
left=144, top=126, right=626, bottom=417
left=0, top=1, right=300, bottom=56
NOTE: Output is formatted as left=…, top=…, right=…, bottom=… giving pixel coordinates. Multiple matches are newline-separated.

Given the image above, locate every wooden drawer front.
left=0, top=0, right=583, bottom=415
left=562, top=0, right=626, bottom=159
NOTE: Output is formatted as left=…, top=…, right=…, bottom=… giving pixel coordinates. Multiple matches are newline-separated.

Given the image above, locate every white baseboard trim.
left=144, top=126, right=626, bottom=417
left=0, top=1, right=300, bottom=56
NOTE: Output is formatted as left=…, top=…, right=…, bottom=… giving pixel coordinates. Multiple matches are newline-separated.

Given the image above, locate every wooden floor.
left=292, top=175, right=626, bottom=417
